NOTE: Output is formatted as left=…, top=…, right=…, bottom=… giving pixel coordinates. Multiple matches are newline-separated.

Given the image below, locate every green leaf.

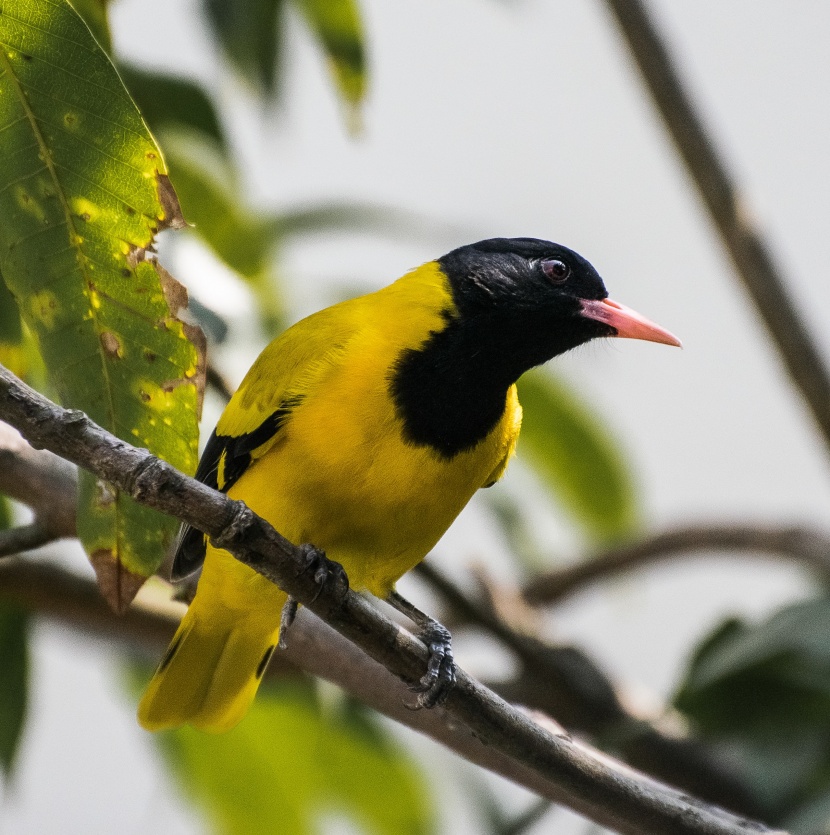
left=162, top=133, right=270, bottom=280
left=515, top=369, right=638, bottom=542
left=292, top=0, right=366, bottom=110
left=159, top=682, right=431, bottom=835
left=673, top=600, right=830, bottom=820
left=202, top=0, right=365, bottom=113
left=0, top=602, right=29, bottom=777
left=67, top=0, right=111, bottom=53
left=203, top=0, right=284, bottom=95
left=0, top=0, right=204, bottom=610
left=678, top=600, right=830, bottom=701
left=117, top=65, right=227, bottom=156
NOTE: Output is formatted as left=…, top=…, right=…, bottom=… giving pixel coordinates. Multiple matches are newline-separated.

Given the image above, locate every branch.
left=604, top=0, right=830, bottom=456
left=0, top=420, right=77, bottom=547
left=0, top=364, right=785, bottom=835
left=0, top=558, right=769, bottom=835
left=417, top=562, right=762, bottom=816
left=0, top=431, right=764, bottom=817
left=523, top=523, right=830, bottom=606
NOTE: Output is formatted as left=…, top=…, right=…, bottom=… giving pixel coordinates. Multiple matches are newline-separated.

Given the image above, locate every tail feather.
left=138, top=596, right=283, bottom=733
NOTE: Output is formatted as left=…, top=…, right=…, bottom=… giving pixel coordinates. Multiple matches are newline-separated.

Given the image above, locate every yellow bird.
left=138, top=238, right=679, bottom=732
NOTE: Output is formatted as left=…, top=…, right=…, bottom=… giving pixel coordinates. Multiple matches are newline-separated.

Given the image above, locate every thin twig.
left=0, top=521, right=55, bottom=557
left=604, top=0, right=830, bottom=456
left=0, top=364, right=784, bottom=835
left=522, top=523, right=830, bottom=606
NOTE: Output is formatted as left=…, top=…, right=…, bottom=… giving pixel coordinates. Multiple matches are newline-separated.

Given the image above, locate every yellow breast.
left=226, top=265, right=522, bottom=595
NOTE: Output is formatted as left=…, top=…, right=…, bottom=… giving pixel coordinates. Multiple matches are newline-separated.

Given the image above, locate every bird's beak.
left=580, top=298, right=681, bottom=347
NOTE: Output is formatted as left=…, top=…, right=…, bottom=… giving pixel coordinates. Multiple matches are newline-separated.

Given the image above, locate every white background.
left=2, top=1, right=830, bottom=832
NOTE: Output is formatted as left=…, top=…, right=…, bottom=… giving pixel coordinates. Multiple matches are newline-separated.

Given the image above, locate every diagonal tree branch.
left=522, top=523, right=830, bottom=606
left=0, top=363, right=785, bottom=835
left=604, top=0, right=830, bottom=457
left=0, top=424, right=758, bottom=814
left=0, top=424, right=765, bottom=816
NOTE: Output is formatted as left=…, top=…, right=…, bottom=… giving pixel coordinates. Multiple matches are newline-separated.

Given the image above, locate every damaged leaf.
left=0, top=0, right=204, bottom=611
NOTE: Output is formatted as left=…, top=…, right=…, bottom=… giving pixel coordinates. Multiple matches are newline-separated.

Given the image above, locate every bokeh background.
left=3, top=0, right=830, bottom=832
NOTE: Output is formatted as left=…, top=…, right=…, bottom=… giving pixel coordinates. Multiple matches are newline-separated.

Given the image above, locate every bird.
left=137, top=237, right=680, bottom=733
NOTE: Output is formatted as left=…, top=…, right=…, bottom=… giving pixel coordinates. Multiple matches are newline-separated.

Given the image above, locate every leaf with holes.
left=0, top=0, right=204, bottom=611
left=516, top=368, right=638, bottom=543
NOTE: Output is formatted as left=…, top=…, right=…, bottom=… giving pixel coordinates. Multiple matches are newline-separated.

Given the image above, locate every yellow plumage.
left=138, top=261, right=521, bottom=732
left=138, top=236, right=678, bottom=732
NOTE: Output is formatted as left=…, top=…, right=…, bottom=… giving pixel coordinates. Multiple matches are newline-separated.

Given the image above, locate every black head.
left=438, top=237, right=615, bottom=375
left=391, top=237, right=678, bottom=457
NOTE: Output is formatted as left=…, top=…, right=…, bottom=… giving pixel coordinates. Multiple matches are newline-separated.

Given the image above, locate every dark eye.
left=541, top=259, right=570, bottom=283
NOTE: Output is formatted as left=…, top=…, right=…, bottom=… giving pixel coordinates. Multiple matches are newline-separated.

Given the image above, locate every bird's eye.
left=541, top=259, right=570, bottom=283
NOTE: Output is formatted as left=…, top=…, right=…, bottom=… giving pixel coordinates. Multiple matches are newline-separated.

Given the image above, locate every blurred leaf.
left=676, top=600, right=830, bottom=720
left=515, top=369, right=638, bottom=542
left=293, top=0, right=366, bottom=110
left=118, top=65, right=227, bottom=156
left=67, top=0, right=112, bottom=52
left=202, top=0, right=365, bottom=114
left=674, top=600, right=830, bottom=823
left=0, top=600, right=29, bottom=777
left=162, top=132, right=271, bottom=279
left=161, top=130, right=285, bottom=331
left=0, top=0, right=203, bottom=609
left=273, top=202, right=457, bottom=242
left=204, top=0, right=284, bottom=95
left=159, top=681, right=431, bottom=835
left=485, top=493, right=549, bottom=571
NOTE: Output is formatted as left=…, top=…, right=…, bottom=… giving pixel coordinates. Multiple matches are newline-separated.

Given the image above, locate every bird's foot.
left=409, top=618, right=455, bottom=709
left=386, top=590, right=456, bottom=709
left=278, top=545, right=349, bottom=650
left=298, top=543, right=349, bottom=603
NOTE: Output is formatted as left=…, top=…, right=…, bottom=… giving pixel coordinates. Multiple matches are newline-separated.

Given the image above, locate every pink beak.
left=580, top=298, right=681, bottom=347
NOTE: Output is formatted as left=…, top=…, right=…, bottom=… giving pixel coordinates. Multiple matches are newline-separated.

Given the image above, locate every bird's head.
left=438, top=237, right=680, bottom=374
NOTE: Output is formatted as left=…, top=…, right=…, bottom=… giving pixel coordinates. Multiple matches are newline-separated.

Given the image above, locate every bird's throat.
left=389, top=315, right=517, bottom=458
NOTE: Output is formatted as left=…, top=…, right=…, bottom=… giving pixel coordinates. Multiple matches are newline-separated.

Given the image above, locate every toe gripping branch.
left=387, top=589, right=456, bottom=709
left=279, top=543, right=349, bottom=650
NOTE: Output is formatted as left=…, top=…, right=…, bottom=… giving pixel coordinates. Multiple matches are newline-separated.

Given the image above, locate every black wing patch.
left=170, top=398, right=301, bottom=581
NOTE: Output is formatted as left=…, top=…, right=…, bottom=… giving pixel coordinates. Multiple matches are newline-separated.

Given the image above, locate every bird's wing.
left=171, top=302, right=362, bottom=580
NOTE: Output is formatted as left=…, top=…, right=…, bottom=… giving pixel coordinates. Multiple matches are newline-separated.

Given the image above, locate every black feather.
left=170, top=398, right=301, bottom=581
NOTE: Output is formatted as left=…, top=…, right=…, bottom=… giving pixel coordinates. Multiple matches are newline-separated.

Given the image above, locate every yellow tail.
left=138, top=550, right=285, bottom=733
